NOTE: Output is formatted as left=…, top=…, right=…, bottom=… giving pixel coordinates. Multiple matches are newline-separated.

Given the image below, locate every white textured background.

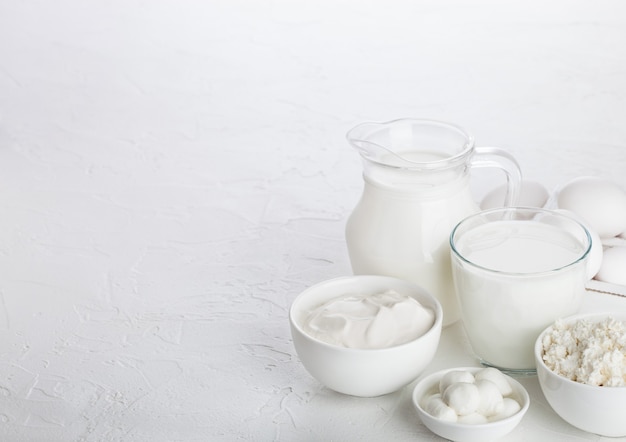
left=0, top=1, right=625, bottom=440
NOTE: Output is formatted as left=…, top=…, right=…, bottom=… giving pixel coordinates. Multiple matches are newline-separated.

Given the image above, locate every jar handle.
left=471, top=147, right=522, bottom=207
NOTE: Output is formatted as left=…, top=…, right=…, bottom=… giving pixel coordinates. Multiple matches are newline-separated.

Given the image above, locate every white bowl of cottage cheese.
left=535, top=312, right=626, bottom=437
left=289, top=275, right=443, bottom=397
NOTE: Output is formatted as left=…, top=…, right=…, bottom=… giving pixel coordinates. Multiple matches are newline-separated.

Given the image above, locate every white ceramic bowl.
left=289, top=275, right=443, bottom=397
left=535, top=312, right=626, bottom=437
left=412, top=367, right=529, bottom=442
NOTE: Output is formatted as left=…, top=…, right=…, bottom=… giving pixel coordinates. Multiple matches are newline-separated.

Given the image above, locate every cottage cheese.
left=541, top=317, right=626, bottom=386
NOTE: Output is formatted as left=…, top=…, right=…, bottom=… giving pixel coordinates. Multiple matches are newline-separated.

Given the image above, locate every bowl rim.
left=534, top=311, right=626, bottom=390
left=289, top=275, right=443, bottom=353
left=412, top=366, right=530, bottom=428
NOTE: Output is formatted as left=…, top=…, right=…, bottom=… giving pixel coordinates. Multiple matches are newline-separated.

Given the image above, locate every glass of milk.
left=449, top=207, right=592, bottom=374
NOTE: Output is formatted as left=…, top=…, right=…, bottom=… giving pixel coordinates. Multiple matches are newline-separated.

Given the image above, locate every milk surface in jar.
left=450, top=213, right=590, bottom=372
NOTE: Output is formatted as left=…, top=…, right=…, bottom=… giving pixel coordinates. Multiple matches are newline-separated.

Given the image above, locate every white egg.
left=480, top=180, right=549, bottom=210
left=439, top=370, right=475, bottom=394
left=554, top=209, right=603, bottom=279
left=557, top=177, right=626, bottom=238
left=586, top=227, right=604, bottom=279
left=595, top=246, right=626, bottom=285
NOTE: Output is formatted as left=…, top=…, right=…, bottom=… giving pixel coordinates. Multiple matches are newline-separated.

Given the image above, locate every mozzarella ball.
left=557, top=177, right=626, bottom=238
left=424, top=394, right=458, bottom=422
left=595, top=246, right=626, bottom=285
left=475, top=379, right=504, bottom=417
left=488, top=397, right=522, bottom=422
left=474, top=367, right=513, bottom=396
left=442, top=382, right=481, bottom=416
left=439, top=370, right=475, bottom=394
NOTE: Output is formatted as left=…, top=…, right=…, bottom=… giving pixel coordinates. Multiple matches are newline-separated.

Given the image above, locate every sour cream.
left=303, top=290, right=435, bottom=349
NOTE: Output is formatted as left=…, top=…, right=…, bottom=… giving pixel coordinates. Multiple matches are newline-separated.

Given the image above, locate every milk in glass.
left=451, top=218, right=589, bottom=371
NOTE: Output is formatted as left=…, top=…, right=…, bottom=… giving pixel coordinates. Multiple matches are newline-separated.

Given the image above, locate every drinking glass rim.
left=449, top=207, right=593, bottom=276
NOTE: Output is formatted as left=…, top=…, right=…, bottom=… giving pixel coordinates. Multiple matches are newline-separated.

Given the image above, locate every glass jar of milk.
left=450, top=207, right=592, bottom=374
left=345, top=119, right=521, bottom=326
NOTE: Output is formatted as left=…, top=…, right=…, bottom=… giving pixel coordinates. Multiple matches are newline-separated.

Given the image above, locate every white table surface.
left=1, top=1, right=626, bottom=440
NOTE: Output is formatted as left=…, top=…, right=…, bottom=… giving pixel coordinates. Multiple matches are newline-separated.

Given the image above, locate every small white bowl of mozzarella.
left=412, top=366, right=529, bottom=442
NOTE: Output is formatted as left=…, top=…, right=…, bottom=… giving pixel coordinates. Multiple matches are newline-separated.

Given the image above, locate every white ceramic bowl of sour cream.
left=289, top=275, right=443, bottom=397
left=535, top=312, right=626, bottom=437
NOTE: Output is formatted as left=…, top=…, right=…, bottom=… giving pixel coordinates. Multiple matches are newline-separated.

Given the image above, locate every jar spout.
left=347, top=120, right=434, bottom=168
left=347, top=121, right=409, bottom=165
